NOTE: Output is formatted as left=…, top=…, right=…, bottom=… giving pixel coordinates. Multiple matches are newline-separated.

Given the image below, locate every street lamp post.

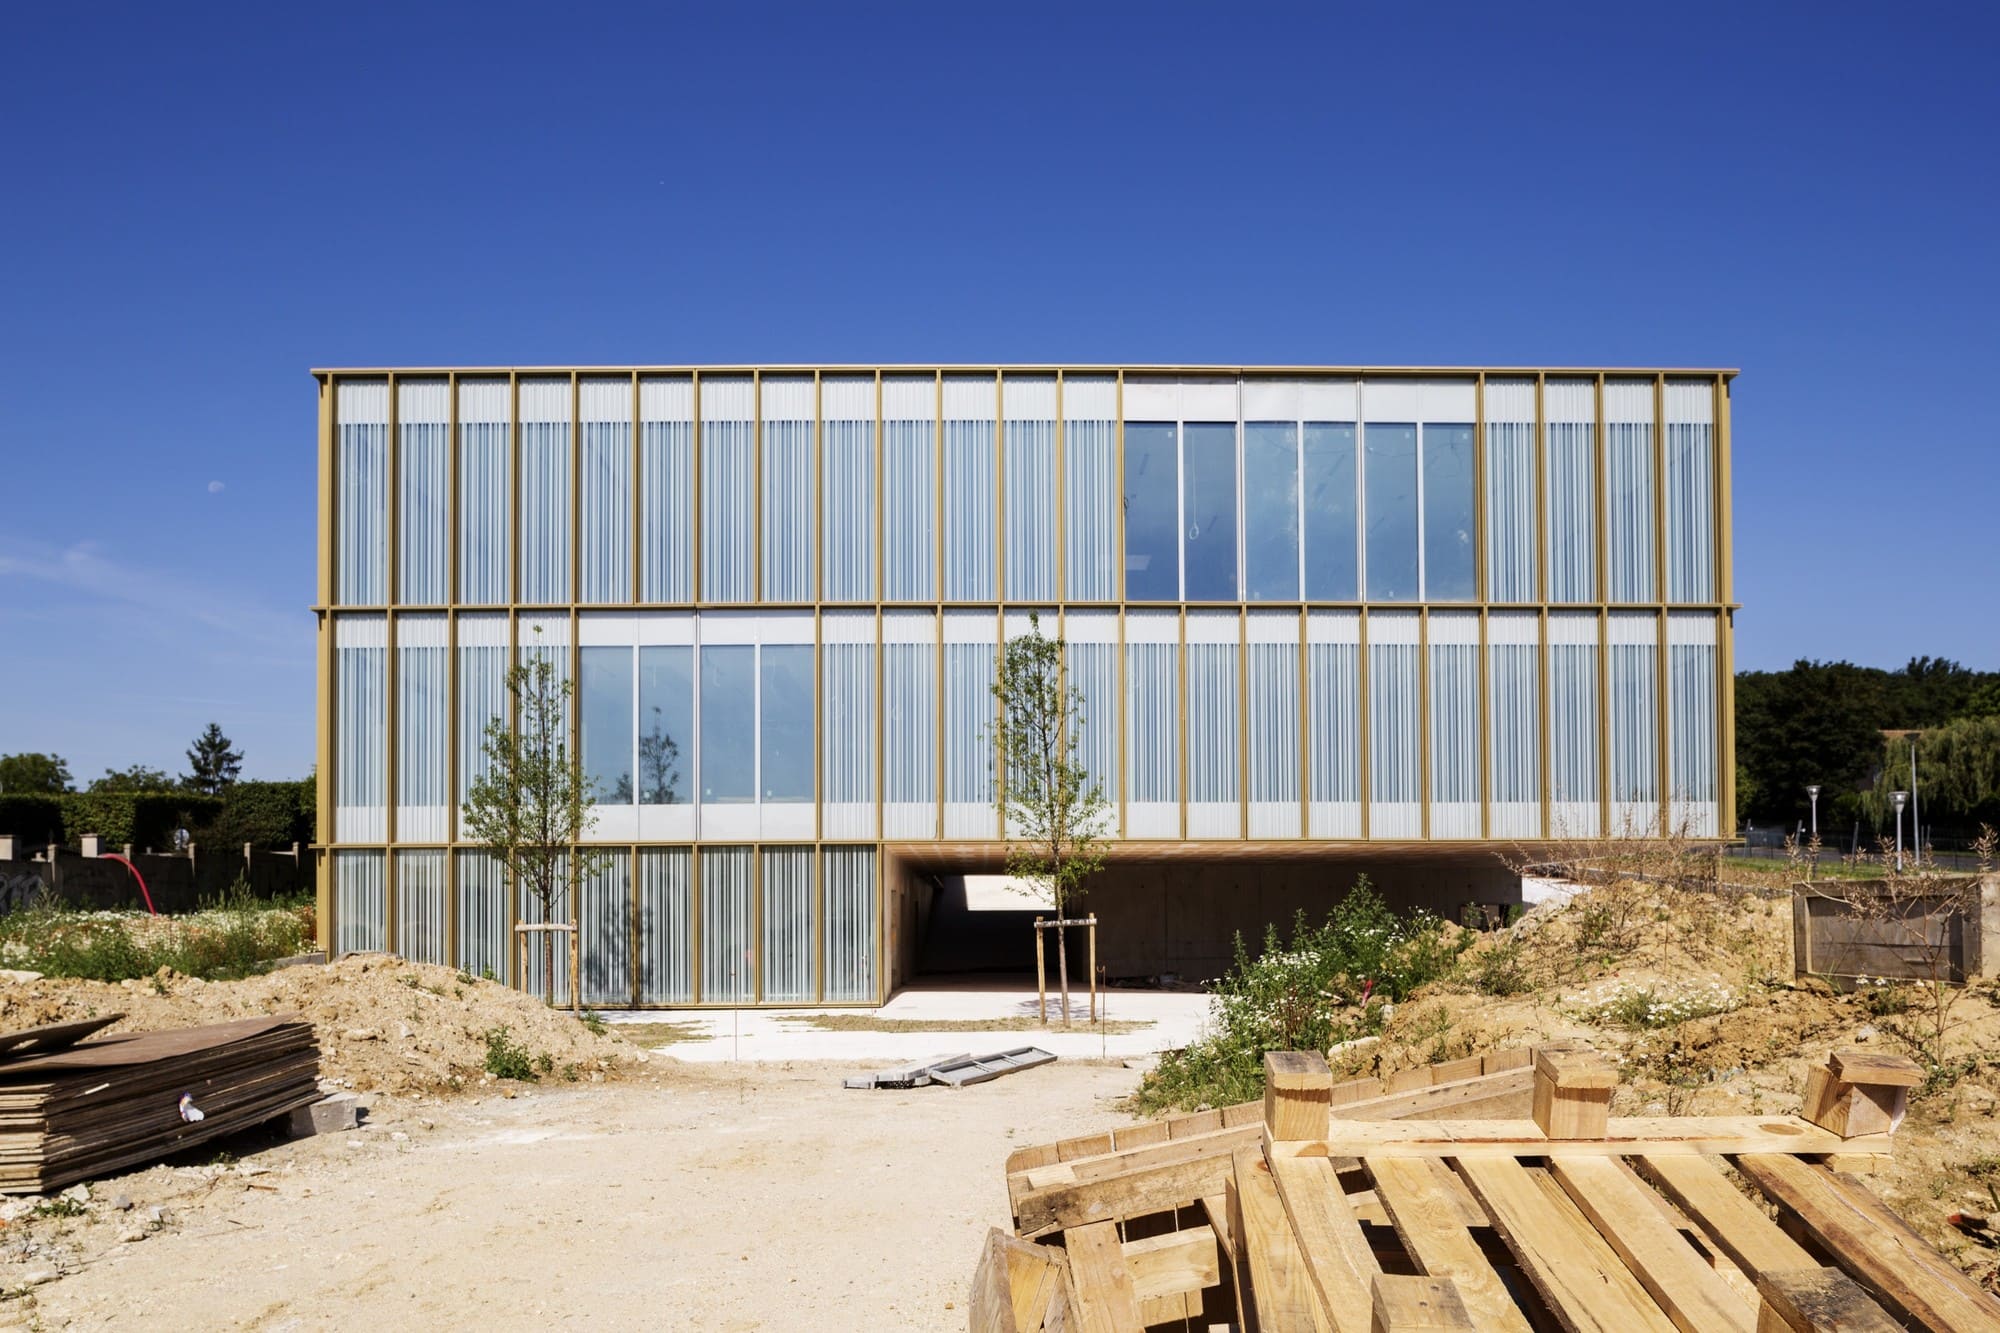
left=1891, top=791, right=1908, bottom=872
left=1806, top=785, right=1820, bottom=840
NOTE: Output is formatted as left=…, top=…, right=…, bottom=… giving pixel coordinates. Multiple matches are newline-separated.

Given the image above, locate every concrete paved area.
left=600, top=974, right=1211, bottom=1063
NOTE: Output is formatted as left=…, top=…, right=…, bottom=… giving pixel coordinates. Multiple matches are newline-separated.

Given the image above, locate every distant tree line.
left=1736, top=657, right=2000, bottom=842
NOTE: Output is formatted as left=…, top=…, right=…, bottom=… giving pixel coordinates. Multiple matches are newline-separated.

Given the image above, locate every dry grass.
left=605, top=1020, right=711, bottom=1047
left=775, top=1014, right=1153, bottom=1034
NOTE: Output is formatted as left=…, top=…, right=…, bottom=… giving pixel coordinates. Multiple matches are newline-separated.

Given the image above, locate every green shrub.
left=1135, top=879, right=1469, bottom=1113
left=0, top=794, right=65, bottom=844
left=59, top=791, right=223, bottom=850
left=1468, top=936, right=1533, bottom=997
left=0, top=898, right=313, bottom=982
left=483, top=1027, right=538, bottom=1081
left=195, top=779, right=315, bottom=849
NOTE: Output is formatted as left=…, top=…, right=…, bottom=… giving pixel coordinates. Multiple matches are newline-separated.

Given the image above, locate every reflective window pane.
left=1244, top=423, right=1299, bottom=601
left=760, top=644, right=814, bottom=803
left=1302, top=423, right=1357, bottom=600
left=1364, top=423, right=1418, bottom=600
left=1422, top=424, right=1475, bottom=600
left=1181, top=422, right=1238, bottom=600
left=638, top=645, right=692, bottom=805
left=1122, top=423, right=1178, bottom=600
left=580, top=647, right=633, bottom=804
left=700, top=645, right=754, bottom=802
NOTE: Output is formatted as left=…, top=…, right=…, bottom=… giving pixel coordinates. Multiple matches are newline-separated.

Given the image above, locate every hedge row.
left=0, top=779, right=316, bottom=851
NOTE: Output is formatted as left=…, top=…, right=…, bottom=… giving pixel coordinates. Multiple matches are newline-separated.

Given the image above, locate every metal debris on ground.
left=844, top=1047, right=1056, bottom=1090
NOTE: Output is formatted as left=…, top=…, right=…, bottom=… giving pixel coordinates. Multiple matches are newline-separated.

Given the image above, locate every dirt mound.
left=0, top=955, right=646, bottom=1096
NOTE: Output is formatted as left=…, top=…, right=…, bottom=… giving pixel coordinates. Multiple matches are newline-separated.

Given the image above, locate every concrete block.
left=288, top=1093, right=360, bottom=1137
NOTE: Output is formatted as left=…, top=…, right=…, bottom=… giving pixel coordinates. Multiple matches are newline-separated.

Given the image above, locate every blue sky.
left=2, top=2, right=1995, bottom=782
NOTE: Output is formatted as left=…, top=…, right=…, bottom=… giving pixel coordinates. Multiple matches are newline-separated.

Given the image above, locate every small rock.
left=397, top=1023, right=414, bottom=1041
left=59, top=1184, right=89, bottom=1205
left=390, top=1132, right=409, bottom=1143
left=110, top=1194, right=132, bottom=1211
left=1855, top=1025, right=1877, bottom=1043
left=148, top=1206, right=166, bottom=1226
left=18, top=1268, right=57, bottom=1288
left=117, top=1227, right=148, bottom=1244
left=502, top=1088, right=517, bottom=1099
left=235, top=1165, right=270, bottom=1178
left=345, top=1028, right=379, bottom=1042
left=0, top=969, right=46, bottom=984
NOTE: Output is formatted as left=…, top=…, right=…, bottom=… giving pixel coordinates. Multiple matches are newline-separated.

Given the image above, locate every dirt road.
left=18, top=1060, right=1140, bottom=1331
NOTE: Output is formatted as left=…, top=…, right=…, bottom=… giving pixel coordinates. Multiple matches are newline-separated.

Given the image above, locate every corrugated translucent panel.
left=1064, top=612, right=1119, bottom=815
left=516, top=855, right=571, bottom=1002
left=640, top=377, right=694, bottom=603
left=397, top=379, right=449, bottom=604
left=1363, top=422, right=1419, bottom=601
left=457, top=380, right=510, bottom=604
left=1124, top=611, right=1179, bottom=838
left=1548, top=611, right=1601, bottom=837
left=456, top=613, right=508, bottom=838
left=1063, top=377, right=1117, bottom=601
left=883, top=376, right=936, bottom=601
left=943, top=612, right=996, bottom=838
left=1185, top=612, right=1239, bottom=838
left=395, top=613, right=449, bottom=842
left=1605, top=380, right=1656, bottom=603
left=336, top=380, right=387, bottom=605
left=454, top=850, right=505, bottom=980
left=335, top=615, right=386, bottom=842
left=701, top=377, right=756, bottom=603
left=1668, top=612, right=1719, bottom=837
left=821, top=846, right=876, bottom=1002
left=580, top=378, right=633, bottom=604
left=882, top=610, right=937, bottom=838
left=1244, top=422, right=1300, bottom=601
left=333, top=849, right=385, bottom=956
left=638, top=847, right=693, bottom=1003
left=395, top=848, right=447, bottom=965
left=1246, top=612, right=1301, bottom=839
left=580, top=853, right=631, bottom=1006
left=762, top=377, right=813, bottom=602
left=1486, top=612, right=1542, bottom=839
left=518, top=378, right=572, bottom=604
left=1545, top=380, right=1596, bottom=603
left=821, top=377, right=876, bottom=601
left=1608, top=612, right=1660, bottom=834
left=761, top=846, right=814, bottom=1002
left=1004, top=376, right=1057, bottom=601
left=1182, top=422, right=1239, bottom=601
left=1122, top=422, right=1178, bottom=602
left=1484, top=379, right=1536, bottom=602
left=1665, top=380, right=1715, bottom=603
left=700, top=846, right=754, bottom=1002
left=1367, top=612, right=1421, bottom=838
left=942, top=376, right=997, bottom=601
left=821, top=612, right=876, bottom=839
left=1427, top=612, right=1480, bottom=838
left=1422, top=424, right=1476, bottom=601
left=1306, top=611, right=1361, bottom=838
left=1303, top=422, right=1359, bottom=600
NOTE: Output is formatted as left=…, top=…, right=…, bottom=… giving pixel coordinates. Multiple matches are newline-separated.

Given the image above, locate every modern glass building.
left=314, top=366, right=1735, bottom=1005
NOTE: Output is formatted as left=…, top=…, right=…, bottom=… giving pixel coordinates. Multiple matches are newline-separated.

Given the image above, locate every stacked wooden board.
left=975, top=1045, right=2000, bottom=1332
left=0, top=1015, right=321, bottom=1194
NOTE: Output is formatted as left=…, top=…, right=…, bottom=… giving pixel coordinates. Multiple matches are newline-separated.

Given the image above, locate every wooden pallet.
left=975, top=1046, right=2000, bottom=1332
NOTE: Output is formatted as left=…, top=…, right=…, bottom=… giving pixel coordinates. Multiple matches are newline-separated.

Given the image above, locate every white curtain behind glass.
left=397, top=379, right=449, bottom=605
left=457, top=380, right=510, bottom=604
left=1665, top=380, right=1716, bottom=603
left=881, top=610, right=937, bottom=838
left=395, top=613, right=449, bottom=842
left=821, top=378, right=876, bottom=601
left=1548, top=611, right=1601, bottom=837
left=1307, top=611, right=1361, bottom=838
left=395, top=848, right=446, bottom=965
left=1367, top=612, right=1421, bottom=838
left=1483, top=379, right=1536, bottom=602
left=1545, top=380, right=1596, bottom=604
left=1246, top=612, right=1301, bottom=839
left=518, top=378, right=572, bottom=604
left=1608, top=611, right=1660, bottom=834
left=700, top=377, right=755, bottom=603
left=762, top=378, right=813, bottom=602
left=1668, top=612, right=1719, bottom=836
left=1604, top=381, right=1656, bottom=604
left=640, top=377, right=693, bottom=603
left=638, top=848, right=693, bottom=1003
left=1185, top=611, right=1240, bottom=839
left=821, top=611, right=876, bottom=839
left=821, top=847, right=877, bottom=1002
left=883, top=377, right=937, bottom=601
left=336, top=381, right=387, bottom=605
left=1427, top=612, right=1480, bottom=839
left=335, top=614, right=386, bottom=841
left=1486, top=612, right=1541, bottom=839
left=1004, top=377, right=1057, bottom=601
left=761, top=847, right=814, bottom=1002
left=580, top=378, right=633, bottom=604
left=943, top=376, right=997, bottom=602
left=1063, top=378, right=1117, bottom=601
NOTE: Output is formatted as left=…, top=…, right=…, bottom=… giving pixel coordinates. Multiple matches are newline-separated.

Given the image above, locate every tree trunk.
left=1056, top=924, right=1072, bottom=1028
left=542, top=907, right=556, bottom=1007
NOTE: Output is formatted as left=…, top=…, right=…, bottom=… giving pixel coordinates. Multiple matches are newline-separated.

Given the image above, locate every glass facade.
left=323, top=367, right=1733, bottom=1004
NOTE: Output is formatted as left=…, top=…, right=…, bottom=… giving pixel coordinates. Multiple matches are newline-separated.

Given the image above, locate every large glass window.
left=700, top=645, right=755, bottom=802
left=821, top=378, right=875, bottom=601
left=1302, top=423, right=1358, bottom=601
left=518, top=378, right=572, bottom=604
left=457, top=380, right=511, bottom=604
left=1182, top=423, right=1238, bottom=601
left=760, top=644, right=814, bottom=803
left=638, top=645, right=691, bottom=805
left=1363, top=423, right=1419, bottom=600
left=1422, top=424, right=1475, bottom=601
left=1122, top=423, right=1179, bottom=601
left=581, top=646, right=634, bottom=803
left=1244, top=423, right=1300, bottom=601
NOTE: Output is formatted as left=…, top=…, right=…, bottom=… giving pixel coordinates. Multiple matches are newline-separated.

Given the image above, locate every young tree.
left=0, top=753, right=73, bottom=794
left=90, top=764, right=177, bottom=793
left=992, top=614, right=1109, bottom=1026
left=462, top=644, right=607, bottom=1005
left=184, top=723, right=243, bottom=796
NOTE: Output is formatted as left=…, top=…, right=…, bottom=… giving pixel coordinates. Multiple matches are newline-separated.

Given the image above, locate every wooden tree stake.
left=1264, top=1050, right=1332, bottom=1142
left=1531, top=1047, right=1617, bottom=1139
left=1800, top=1050, right=1920, bottom=1139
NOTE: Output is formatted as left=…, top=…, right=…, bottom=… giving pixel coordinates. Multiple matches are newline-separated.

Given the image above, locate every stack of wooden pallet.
left=974, top=1045, right=2000, bottom=1332
left=0, top=1015, right=321, bottom=1194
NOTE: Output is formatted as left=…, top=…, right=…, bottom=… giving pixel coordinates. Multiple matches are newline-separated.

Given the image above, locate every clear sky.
left=2, top=2, right=1995, bottom=783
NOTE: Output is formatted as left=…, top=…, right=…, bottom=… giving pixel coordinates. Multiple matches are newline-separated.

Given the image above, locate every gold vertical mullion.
left=630, top=372, right=641, bottom=605
left=315, top=376, right=335, bottom=954
left=1477, top=606, right=1491, bottom=843
left=570, top=371, right=581, bottom=607
left=1653, top=375, right=1671, bottom=835
left=691, top=371, right=703, bottom=604
left=1538, top=607, right=1552, bottom=840
left=1715, top=374, right=1736, bottom=834
left=1055, top=371, right=1066, bottom=603
left=1357, top=609, right=1371, bottom=840
left=1237, top=609, right=1249, bottom=841
left=1474, top=373, right=1487, bottom=602
left=1417, top=607, right=1431, bottom=842
left=995, top=371, right=1006, bottom=603
left=1177, top=606, right=1188, bottom=842
left=1296, top=606, right=1309, bottom=840
left=1594, top=375, right=1611, bottom=835
left=753, top=370, right=764, bottom=601
left=384, top=374, right=399, bottom=957
left=1534, top=374, right=1547, bottom=605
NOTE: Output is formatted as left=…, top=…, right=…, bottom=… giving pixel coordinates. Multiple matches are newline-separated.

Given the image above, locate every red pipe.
left=98, top=854, right=158, bottom=916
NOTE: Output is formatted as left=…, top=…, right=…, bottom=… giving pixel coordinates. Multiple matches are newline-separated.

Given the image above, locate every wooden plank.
left=1367, top=1155, right=1531, bottom=1333
left=1022, top=1125, right=1262, bottom=1190
left=1202, top=1194, right=1235, bottom=1265
left=1117, top=1120, right=1171, bottom=1150
left=1268, top=1154, right=1379, bottom=1332
left=1371, top=1274, right=1476, bottom=1331
left=1427, top=1056, right=1485, bottom=1086
left=1060, top=1132, right=1117, bottom=1162
left=1331, top=1075, right=1387, bottom=1107
left=1826, top=1052, right=1921, bottom=1089
left=1634, top=1156, right=1816, bottom=1283
left=1534, top=1049, right=1616, bottom=1140
left=1268, top=1051, right=1334, bottom=1140
left=971, top=1227, right=1064, bottom=1333
left=1016, top=1150, right=1250, bottom=1238
left=1234, top=1148, right=1336, bottom=1333
left=1754, top=1267, right=1901, bottom=1333
left=1172, top=1108, right=1225, bottom=1138
left=1549, top=1156, right=1756, bottom=1332
left=1279, top=1116, right=1878, bottom=1160
left=1336, top=1069, right=1535, bottom=1124
left=1455, top=1156, right=1678, bottom=1333
left=1123, top=1224, right=1220, bottom=1302
left=1066, top=1220, right=1144, bottom=1333
left=1734, top=1155, right=2000, bottom=1332
left=1484, top=1047, right=1534, bottom=1074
